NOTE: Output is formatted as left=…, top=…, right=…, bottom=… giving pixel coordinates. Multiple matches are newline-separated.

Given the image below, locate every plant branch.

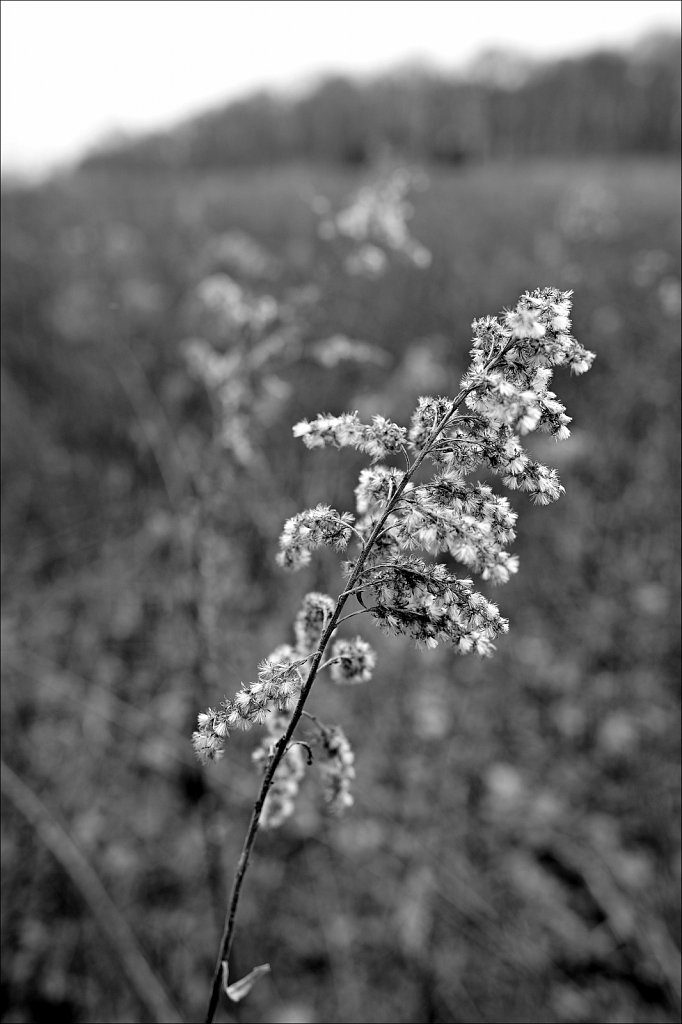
left=204, top=349, right=511, bottom=1022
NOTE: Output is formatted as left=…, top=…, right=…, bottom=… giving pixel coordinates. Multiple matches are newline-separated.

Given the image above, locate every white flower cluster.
left=196, top=273, right=278, bottom=333
left=319, top=726, right=356, bottom=814
left=203, top=230, right=279, bottom=281
left=191, top=709, right=228, bottom=765
left=355, top=466, right=406, bottom=515
left=317, top=168, right=432, bottom=273
left=294, top=592, right=336, bottom=655
left=292, top=411, right=364, bottom=449
left=192, top=582, right=350, bottom=769
left=293, top=412, right=407, bottom=462
left=468, top=288, right=594, bottom=378
left=358, top=557, right=508, bottom=654
left=401, top=289, right=595, bottom=506
left=344, top=244, right=389, bottom=278
left=192, top=648, right=304, bottom=765
left=183, top=300, right=295, bottom=467
left=310, top=334, right=390, bottom=370
left=408, top=395, right=457, bottom=451
left=252, top=725, right=307, bottom=830
left=330, top=637, right=377, bottom=684
left=276, top=504, right=355, bottom=571
left=227, top=657, right=303, bottom=727
left=388, top=474, right=519, bottom=584
left=184, top=336, right=237, bottom=389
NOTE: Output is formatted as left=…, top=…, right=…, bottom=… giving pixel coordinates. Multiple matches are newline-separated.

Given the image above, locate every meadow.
left=1, top=155, right=680, bottom=1023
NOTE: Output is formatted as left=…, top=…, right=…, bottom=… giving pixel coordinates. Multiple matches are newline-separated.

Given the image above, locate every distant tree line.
left=82, top=34, right=680, bottom=170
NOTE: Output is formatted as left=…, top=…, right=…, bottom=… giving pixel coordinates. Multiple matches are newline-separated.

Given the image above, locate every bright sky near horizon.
left=1, top=0, right=680, bottom=172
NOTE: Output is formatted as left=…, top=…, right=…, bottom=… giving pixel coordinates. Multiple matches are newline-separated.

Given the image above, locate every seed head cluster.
left=316, top=167, right=432, bottom=273
left=276, top=504, right=355, bottom=571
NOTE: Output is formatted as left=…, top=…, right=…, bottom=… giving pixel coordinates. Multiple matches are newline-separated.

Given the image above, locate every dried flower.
left=253, top=740, right=307, bottom=829
left=295, top=592, right=336, bottom=655
left=330, top=637, right=377, bottom=684
left=319, top=727, right=355, bottom=814
left=194, top=287, right=594, bottom=839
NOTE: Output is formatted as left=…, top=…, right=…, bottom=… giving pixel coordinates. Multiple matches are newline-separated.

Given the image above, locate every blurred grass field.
left=1, top=156, right=680, bottom=1023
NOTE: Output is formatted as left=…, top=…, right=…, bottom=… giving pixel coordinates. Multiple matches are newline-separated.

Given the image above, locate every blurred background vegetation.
left=1, top=33, right=681, bottom=1024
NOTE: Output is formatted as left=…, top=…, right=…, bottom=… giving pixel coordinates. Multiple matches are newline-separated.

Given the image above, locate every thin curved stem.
left=1, top=763, right=183, bottom=1024
left=339, top=582, right=377, bottom=599
left=301, top=710, right=329, bottom=734
left=317, top=656, right=341, bottom=672
left=334, top=608, right=373, bottom=628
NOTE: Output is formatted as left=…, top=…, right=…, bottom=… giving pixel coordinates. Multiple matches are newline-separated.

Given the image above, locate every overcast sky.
left=2, top=0, right=680, bottom=172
